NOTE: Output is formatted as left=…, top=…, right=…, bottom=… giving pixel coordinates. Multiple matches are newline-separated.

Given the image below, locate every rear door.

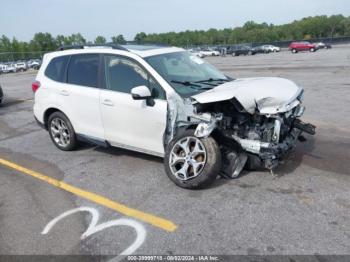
left=99, top=54, right=167, bottom=155
left=60, top=53, right=104, bottom=139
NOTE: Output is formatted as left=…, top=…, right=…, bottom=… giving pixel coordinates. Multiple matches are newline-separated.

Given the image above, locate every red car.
left=289, top=41, right=317, bottom=53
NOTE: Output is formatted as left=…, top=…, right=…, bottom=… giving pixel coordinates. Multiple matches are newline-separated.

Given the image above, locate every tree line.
left=136, top=15, right=350, bottom=46
left=1, top=15, right=350, bottom=61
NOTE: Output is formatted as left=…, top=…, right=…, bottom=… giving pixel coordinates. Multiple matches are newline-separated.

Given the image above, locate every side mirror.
left=131, top=85, right=152, bottom=100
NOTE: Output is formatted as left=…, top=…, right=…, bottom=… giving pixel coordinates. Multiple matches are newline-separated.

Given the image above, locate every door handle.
left=102, top=99, right=114, bottom=106
left=60, top=90, right=69, bottom=96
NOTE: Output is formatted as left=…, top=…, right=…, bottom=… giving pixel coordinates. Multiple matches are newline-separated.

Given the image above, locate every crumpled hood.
left=191, top=77, right=303, bottom=114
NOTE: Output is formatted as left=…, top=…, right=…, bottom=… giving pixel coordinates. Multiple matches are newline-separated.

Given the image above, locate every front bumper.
left=232, top=119, right=316, bottom=170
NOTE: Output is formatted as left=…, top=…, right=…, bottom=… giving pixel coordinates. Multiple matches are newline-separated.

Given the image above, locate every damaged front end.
left=188, top=92, right=316, bottom=178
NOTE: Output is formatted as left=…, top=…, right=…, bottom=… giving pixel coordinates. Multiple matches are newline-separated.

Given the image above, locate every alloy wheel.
left=50, top=118, right=71, bottom=147
left=169, top=137, right=207, bottom=181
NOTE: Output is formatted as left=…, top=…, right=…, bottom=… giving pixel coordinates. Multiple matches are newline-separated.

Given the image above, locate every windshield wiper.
left=170, top=80, right=201, bottom=88
left=195, top=78, right=231, bottom=84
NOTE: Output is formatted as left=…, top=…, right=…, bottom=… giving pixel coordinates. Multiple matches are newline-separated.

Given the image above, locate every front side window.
left=145, top=51, right=229, bottom=97
left=67, top=54, right=99, bottom=88
left=104, top=55, right=165, bottom=99
left=45, top=55, right=70, bottom=82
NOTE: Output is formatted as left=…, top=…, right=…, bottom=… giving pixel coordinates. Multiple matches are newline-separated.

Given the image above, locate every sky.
left=1, top=0, right=350, bottom=42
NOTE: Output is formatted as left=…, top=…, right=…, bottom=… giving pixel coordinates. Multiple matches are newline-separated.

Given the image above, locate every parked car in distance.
left=200, top=48, right=220, bottom=57
left=0, top=84, right=3, bottom=104
left=189, top=49, right=205, bottom=58
left=1, top=64, right=17, bottom=73
left=227, top=45, right=253, bottom=56
left=251, top=46, right=267, bottom=55
left=316, top=42, right=332, bottom=49
left=262, top=45, right=281, bottom=53
left=15, top=62, right=28, bottom=72
left=289, top=41, right=317, bottom=53
left=33, top=44, right=315, bottom=189
left=0, top=64, right=5, bottom=74
left=28, top=59, right=42, bottom=70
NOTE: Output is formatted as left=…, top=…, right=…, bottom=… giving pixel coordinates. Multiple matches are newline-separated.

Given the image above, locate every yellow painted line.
left=0, top=158, right=177, bottom=232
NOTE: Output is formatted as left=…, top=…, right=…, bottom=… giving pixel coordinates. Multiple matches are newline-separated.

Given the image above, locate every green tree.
left=111, top=34, right=126, bottom=44
left=341, top=16, right=350, bottom=35
left=94, top=36, right=106, bottom=44
left=68, top=33, right=86, bottom=45
left=1, top=14, right=350, bottom=60
left=134, top=32, right=147, bottom=43
left=30, top=32, right=56, bottom=51
left=0, top=35, right=12, bottom=51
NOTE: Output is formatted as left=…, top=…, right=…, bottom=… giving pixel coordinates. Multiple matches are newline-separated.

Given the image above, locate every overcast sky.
left=1, top=0, right=349, bottom=42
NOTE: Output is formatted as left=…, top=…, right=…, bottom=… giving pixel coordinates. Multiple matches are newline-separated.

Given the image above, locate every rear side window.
left=45, top=55, right=69, bottom=82
left=67, top=54, right=99, bottom=88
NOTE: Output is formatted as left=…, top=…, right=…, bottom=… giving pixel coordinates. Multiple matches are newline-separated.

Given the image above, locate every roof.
left=55, top=44, right=185, bottom=58
left=124, top=45, right=184, bottom=57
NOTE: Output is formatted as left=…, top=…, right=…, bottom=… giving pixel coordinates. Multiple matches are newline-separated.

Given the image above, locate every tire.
left=248, top=51, right=252, bottom=55
left=292, top=49, right=298, bottom=53
left=233, top=52, right=238, bottom=57
left=245, top=154, right=264, bottom=171
left=164, top=129, right=221, bottom=189
left=48, top=111, right=78, bottom=151
left=310, top=48, right=315, bottom=52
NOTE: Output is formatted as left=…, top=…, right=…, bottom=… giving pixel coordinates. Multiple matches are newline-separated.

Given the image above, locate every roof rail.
left=124, top=41, right=171, bottom=47
left=56, top=43, right=129, bottom=51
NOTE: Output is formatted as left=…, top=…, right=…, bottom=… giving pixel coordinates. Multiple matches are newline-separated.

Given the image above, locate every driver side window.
left=104, top=55, right=165, bottom=99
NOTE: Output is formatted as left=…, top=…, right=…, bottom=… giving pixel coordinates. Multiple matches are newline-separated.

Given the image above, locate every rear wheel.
left=48, top=112, right=77, bottom=151
left=292, top=49, right=298, bottom=53
left=310, top=47, right=315, bottom=52
left=164, top=129, right=221, bottom=189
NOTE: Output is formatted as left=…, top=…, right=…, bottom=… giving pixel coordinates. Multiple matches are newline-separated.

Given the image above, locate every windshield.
left=145, top=51, right=231, bottom=97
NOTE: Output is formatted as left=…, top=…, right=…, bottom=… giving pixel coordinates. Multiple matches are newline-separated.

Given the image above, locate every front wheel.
left=310, top=48, right=316, bottom=52
left=164, top=129, right=221, bottom=189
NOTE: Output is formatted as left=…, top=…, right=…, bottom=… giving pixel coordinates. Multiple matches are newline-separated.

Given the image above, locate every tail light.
left=32, top=81, right=41, bottom=93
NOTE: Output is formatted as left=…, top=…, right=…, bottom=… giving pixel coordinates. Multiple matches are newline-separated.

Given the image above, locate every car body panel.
left=100, top=89, right=167, bottom=155
left=191, top=77, right=302, bottom=114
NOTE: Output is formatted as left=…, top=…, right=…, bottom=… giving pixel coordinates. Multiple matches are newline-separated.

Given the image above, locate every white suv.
left=262, top=45, right=281, bottom=53
left=15, top=62, right=28, bottom=72
left=33, top=44, right=315, bottom=189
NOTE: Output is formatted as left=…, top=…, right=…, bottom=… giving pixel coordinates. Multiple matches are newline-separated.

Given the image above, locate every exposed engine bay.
left=167, top=77, right=316, bottom=179
left=191, top=97, right=315, bottom=178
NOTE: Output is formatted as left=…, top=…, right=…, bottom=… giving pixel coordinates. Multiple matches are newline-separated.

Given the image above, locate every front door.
left=100, top=54, right=167, bottom=156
